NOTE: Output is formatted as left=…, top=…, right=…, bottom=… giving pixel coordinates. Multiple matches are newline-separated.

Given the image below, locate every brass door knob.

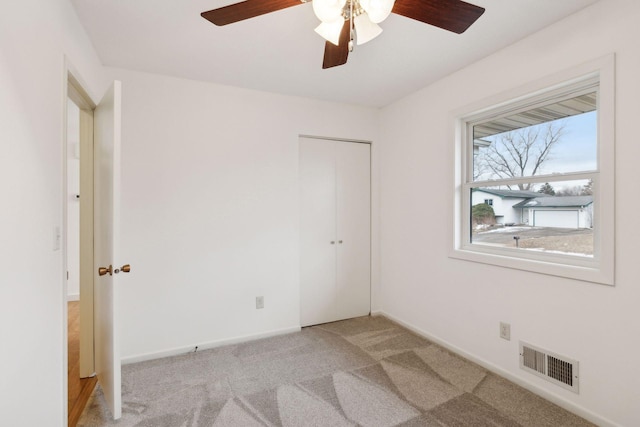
left=98, top=265, right=113, bottom=276
left=114, top=264, right=131, bottom=274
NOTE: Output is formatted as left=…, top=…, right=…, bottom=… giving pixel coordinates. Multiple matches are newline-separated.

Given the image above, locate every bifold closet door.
left=300, top=138, right=338, bottom=326
left=299, top=137, right=370, bottom=327
left=334, top=141, right=371, bottom=321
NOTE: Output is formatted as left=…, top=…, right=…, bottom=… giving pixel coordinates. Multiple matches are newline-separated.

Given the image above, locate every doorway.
left=66, top=73, right=97, bottom=426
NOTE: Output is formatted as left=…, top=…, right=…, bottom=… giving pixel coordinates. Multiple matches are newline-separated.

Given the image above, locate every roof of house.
left=512, top=195, right=593, bottom=208
left=472, top=188, right=541, bottom=198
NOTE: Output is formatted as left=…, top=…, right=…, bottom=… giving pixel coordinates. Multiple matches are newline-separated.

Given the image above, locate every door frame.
left=62, top=57, right=97, bottom=422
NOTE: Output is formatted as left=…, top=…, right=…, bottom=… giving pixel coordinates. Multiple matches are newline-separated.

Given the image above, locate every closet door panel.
left=335, top=141, right=371, bottom=320
left=299, top=138, right=337, bottom=326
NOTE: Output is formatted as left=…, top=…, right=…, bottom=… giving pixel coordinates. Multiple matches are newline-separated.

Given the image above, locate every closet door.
left=299, top=137, right=370, bottom=327
left=335, top=141, right=371, bottom=320
left=299, top=138, right=337, bottom=326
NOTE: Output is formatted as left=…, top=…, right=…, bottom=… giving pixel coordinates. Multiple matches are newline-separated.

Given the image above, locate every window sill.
left=449, top=247, right=613, bottom=286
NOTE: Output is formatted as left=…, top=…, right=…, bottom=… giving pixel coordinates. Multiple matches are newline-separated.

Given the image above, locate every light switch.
left=53, top=225, right=61, bottom=251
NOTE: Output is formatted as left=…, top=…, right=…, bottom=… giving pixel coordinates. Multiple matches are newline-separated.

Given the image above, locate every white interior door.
left=300, top=138, right=337, bottom=326
left=299, top=137, right=370, bottom=327
left=335, top=141, right=371, bottom=320
left=93, top=81, right=123, bottom=419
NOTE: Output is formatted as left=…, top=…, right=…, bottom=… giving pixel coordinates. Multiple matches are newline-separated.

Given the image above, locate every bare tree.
left=555, top=186, right=583, bottom=196
left=475, top=121, right=566, bottom=190
left=581, top=179, right=593, bottom=196
left=552, top=180, right=593, bottom=196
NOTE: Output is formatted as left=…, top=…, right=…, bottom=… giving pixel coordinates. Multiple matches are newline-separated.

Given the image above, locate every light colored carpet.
left=78, top=316, right=593, bottom=426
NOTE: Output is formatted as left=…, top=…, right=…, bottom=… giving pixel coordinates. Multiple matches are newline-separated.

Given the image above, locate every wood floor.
left=68, top=301, right=97, bottom=427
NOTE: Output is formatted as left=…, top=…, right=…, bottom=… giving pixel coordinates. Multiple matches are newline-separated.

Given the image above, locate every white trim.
left=450, top=54, right=615, bottom=285
left=121, top=325, right=302, bottom=365
left=64, top=58, right=98, bottom=107
left=374, top=311, right=620, bottom=427
left=67, top=293, right=80, bottom=302
left=298, top=134, right=372, bottom=145
left=61, top=58, right=70, bottom=427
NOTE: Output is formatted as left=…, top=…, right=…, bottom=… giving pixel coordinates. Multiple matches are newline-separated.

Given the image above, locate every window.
left=452, top=56, right=614, bottom=285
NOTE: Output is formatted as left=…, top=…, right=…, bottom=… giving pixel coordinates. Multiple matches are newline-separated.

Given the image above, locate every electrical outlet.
left=500, top=322, right=511, bottom=341
left=256, top=296, right=264, bottom=309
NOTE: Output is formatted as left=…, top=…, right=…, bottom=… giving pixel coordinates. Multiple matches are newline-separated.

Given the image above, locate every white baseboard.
left=376, top=311, right=619, bottom=427
left=121, top=325, right=301, bottom=365
left=67, top=293, right=80, bottom=301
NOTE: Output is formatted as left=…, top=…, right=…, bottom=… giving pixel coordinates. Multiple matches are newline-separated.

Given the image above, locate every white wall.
left=0, top=1, right=105, bottom=426
left=7, top=0, right=634, bottom=425
left=379, top=1, right=639, bottom=426
left=104, top=68, right=380, bottom=361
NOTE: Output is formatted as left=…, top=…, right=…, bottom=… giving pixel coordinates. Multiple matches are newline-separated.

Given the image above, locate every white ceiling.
left=70, top=0, right=599, bottom=108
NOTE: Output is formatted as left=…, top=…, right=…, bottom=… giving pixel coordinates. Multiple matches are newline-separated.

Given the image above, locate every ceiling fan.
left=201, top=0, right=485, bottom=69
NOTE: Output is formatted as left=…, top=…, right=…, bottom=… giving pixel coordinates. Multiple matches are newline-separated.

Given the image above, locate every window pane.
left=473, top=93, right=597, bottom=181
left=470, top=180, right=594, bottom=257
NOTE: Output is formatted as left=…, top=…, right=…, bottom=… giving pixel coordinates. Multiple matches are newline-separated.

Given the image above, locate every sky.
left=474, top=110, right=597, bottom=192
left=540, top=111, right=597, bottom=174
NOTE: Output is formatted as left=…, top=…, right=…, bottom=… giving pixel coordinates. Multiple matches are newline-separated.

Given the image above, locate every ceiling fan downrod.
left=349, top=0, right=355, bottom=52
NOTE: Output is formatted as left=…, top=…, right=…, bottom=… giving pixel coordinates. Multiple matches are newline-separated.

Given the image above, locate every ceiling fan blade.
left=392, top=0, right=485, bottom=34
left=201, top=0, right=303, bottom=26
left=322, top=20, right=351, bottom=69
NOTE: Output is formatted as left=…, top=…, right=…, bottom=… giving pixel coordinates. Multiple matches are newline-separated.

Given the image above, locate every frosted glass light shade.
left=354, top=13, right=382, bottom=45
left=359, top=0, right=395, bottom=24
left=313, top=0, right=347, bottom=23
left=314, top=19, right=345, bottom=46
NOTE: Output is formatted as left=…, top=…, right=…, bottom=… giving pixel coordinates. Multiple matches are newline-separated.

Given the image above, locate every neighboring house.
left=473, top=138, right=492, bottom=155
left=471, top=189, right=540, bottom=225
left=513, top=195, right=593, bottom=228
left=472, top=189, right=593, bottom=228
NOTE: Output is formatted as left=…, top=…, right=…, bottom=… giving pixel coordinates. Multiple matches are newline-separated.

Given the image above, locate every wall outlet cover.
left=256, top=296, right=264, bottom=309
left=500, top=322, right=511, bottom=340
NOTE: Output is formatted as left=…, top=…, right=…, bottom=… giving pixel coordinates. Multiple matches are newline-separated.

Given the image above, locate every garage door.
left=533, top=210, right=578, bottom=228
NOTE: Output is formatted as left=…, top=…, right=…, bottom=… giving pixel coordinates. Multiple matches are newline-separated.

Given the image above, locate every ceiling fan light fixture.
left=314, top=19, right=345, bottom=46
left=313, top=0, right=347, bottom=23
left=359, top=0, right=395, bottom=24
left=354, top=13, right=382, bottom=45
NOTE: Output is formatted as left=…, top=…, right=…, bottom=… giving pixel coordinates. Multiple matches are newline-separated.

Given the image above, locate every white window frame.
left=451, top=55, right=615, bottom=285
